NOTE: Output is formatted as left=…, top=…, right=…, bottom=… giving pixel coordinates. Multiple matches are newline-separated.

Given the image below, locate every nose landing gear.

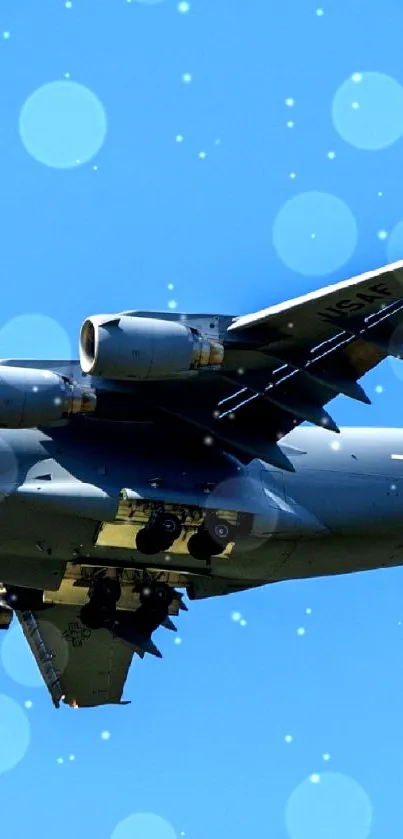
left=136, top=511, right=182, bottom=555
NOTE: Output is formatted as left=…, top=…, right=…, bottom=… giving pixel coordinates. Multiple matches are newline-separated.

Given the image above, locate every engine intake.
left=79, top=315, right=224, bottom=381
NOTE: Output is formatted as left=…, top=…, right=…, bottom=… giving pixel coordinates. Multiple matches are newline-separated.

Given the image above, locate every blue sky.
left=0, top=1, right=403, bottom=837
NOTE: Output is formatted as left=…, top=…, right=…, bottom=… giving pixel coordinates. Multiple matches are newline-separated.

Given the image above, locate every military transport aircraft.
left=0, top=259, right=402, bottom=709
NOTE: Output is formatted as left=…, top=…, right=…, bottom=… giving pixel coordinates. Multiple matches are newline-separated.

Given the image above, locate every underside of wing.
left=130, top=261, right=403, bottom=470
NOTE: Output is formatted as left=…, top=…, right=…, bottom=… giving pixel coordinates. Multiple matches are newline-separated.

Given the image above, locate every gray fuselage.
left=0, top=422, right=401, bottom=593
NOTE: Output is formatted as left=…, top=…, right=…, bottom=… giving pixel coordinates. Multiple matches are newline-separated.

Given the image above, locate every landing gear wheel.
left=136, top=512, right=182, bottom=554
left=80, top=576, right=121, bottom=629
left=152, top=513, right=182, bottom=542
left=188, top=515, right=234, bottom=561
left=88, top=577, right=121, bottom=606
left=136, top=528, right=162, bottom=555
left=206, top=516, right=235, bottom=547
left=139, top=581, right=174, bottom=609
left=80, top=601, right=108, bottom=630
left=188, top=530, right=221, bottom=561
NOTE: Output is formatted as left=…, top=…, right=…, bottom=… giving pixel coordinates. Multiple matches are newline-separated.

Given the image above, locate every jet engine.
left=0, top=366, right=96, bottom=428
left=79, top=314, right=224, bottom=381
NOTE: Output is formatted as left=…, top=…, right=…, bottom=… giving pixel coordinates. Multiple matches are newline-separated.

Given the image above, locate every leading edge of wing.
left=227, top=260, right=403, bottom=332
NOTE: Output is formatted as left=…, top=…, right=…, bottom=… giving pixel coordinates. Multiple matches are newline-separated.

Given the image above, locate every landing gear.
left=188, top=531, right=216, bottom=561
left=136, top=511, right=182, bottom=555
left=118, top=577, right=178, bottom=650
left=188, top=516, right=235, bottom=561
left=207, top=517, right=235, bottom=545
left=138, top=580, right=174, bottom=609
left=76, top=570, right=188, bottom=661
left=80, top=575, right=121, bottom=630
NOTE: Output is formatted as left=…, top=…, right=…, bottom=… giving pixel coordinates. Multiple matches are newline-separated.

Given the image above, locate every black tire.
left=206, top=516, right=234, bottom=546
left=80, top=601, right=112, bottom=630
left=188, top=532, right=214, bottom=561
left=139, top=582, right=173, bottom=608
left=136, top=528, right=162, bottom=555
left=89, top=577, right=121, bottom=607
left=150, top=513, right=182, bottom=542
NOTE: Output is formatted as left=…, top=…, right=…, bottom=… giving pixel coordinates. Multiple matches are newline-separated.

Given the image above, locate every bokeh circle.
left=285, top=772, right=373, bottom=839
left=0, top=694, right=31, bottom=773
left=272, top=191, right=357, bottom=276
left=0, top=314, right=72, bottom=359
left=1, top=624, right=45, bottom=688
left=202, top=473, right=278, bottom=553
left=111, top=812, right=177, bottom=839
left=1, top=621, right=69, bottom=688
left=19, top=81, right=107, bottom=168
left=386, top=218, right=403, bottom=264
left=332, top=72, right=403, bottom=150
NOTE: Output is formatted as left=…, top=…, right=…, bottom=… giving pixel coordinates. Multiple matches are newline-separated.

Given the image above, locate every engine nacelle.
left=0, top=366, right=96, bottom=428
left=79, top=315, right=224, bottom=381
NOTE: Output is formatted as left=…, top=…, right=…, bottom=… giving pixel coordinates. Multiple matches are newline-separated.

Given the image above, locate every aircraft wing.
left=15, top=605, right=135, bottom=708
left=3, top=260, right=403, bottom=473
left=135, top=260, right=403, bottom=471
left=228, top=259, right=403, bottom=336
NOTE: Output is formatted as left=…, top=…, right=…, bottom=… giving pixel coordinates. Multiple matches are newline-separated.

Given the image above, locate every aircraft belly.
left=0, top=495, right=98, bottom=559
left=271, top=532, right=403, bottom=582
left=3, top=425, right=400, bottom=586
left=282, top=469, right=403, bottom=535
left=0, top=460, right=299, bottom=579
